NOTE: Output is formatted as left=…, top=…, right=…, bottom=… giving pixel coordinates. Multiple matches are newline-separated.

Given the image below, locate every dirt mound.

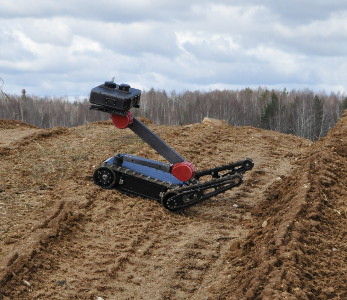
left=202, top=117, right=228, bottom=126
left=218, top=111, right=347, bottom=299
left=0, top=113, right=346, bottom=299
left=0, top=119, right=39, bottom=129
left=0, top=120, right=43, bottom=150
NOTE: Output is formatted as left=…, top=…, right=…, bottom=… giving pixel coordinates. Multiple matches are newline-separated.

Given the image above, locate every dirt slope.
left=215, top=112, right=347, bottom=299
left=0, top=120, right=41, bottom=148
left=0, top=113, right=345, bottom=300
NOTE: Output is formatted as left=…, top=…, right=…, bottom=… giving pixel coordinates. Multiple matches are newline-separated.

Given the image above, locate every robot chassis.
left=90, top=81, right=254, bottom=212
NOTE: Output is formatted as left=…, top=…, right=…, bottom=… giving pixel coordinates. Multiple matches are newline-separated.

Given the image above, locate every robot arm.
left=90, top=81, right=195, bottom=182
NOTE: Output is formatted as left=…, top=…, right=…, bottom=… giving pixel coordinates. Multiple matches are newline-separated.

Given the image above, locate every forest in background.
left=1, top=82, right=347, bottom=141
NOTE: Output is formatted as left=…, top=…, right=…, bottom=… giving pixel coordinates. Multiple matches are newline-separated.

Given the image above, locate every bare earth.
left=0, top=114, right=346, bottom=300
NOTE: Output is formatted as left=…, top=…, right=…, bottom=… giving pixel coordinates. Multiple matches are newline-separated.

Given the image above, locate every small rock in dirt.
left=23, top=279, right=31, bottom=287
left=262, top=220, right=268, bottom=228
left=4, top=237, right=18, bottom=245
left=230, top=240, right=241, bottom=251
left=95, top=297, right=105, bottom=300
left=56, top=280, right=67, bottom=286
left=233, top=204, right=238, bottom=208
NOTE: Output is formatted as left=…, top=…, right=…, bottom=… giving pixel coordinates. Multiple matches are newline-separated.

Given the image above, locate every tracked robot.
left=90, top=80, right=254, bottom=212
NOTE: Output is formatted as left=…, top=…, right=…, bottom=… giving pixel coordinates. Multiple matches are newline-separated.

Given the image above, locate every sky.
left=1, top=0, right=347, bottom=97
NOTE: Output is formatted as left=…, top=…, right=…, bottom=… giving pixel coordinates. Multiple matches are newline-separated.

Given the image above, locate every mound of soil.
left=218, top=112, right=347, bottom=299
left=0, top=119, right=42, bottom=149
left=0, top=119, right=39, bottom=129
left=0, top=112, right=345, bottom=299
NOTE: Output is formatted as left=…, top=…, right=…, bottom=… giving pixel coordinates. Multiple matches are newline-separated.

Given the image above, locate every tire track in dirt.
left=4, top=184, right=248, bottom=299
left=0, top=128, right=42, bottom=148
left=0, top=125, right=72, bottom=263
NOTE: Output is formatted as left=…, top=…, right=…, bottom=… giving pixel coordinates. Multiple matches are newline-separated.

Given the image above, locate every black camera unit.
left=89, top=81, right=141, bottom=116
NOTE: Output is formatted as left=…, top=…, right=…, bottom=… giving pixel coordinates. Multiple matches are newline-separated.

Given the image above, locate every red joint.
left=171, top=161, right=196, bottom=182
left=111, top=111, right=134, bottom=129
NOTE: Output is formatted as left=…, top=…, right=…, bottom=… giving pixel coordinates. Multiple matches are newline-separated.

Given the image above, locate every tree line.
left=1, top=83, right=346, bottom=140
left=0, top=93, right=109, bottom=128
left=140, top=87, right=347, bottom=140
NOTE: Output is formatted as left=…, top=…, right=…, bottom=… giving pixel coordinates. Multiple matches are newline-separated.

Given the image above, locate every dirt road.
left=0, top=113, right=346, bottom=299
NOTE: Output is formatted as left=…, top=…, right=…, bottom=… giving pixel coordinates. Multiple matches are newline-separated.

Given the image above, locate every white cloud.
left=0, top=0, right=347, bottom=96
left=69, top=36, right=101, bottom=54
left=246, top=45, right=302, bottom=75
left=176, top=31, right=240, bottom=63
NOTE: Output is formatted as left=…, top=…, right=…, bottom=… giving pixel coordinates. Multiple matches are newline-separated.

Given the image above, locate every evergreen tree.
left=261, top=90, right=278, bottom=130
left=341, top=97, right=347, bottom=111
